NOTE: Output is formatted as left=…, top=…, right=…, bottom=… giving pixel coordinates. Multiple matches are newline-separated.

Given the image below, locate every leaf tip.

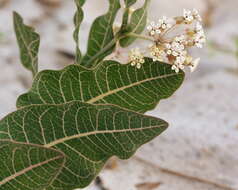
left=13, top=11, right=21, bottom=20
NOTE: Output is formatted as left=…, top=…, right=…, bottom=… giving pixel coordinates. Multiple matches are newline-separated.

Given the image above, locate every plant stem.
left=126, top=32, right=154, bottom=42
left=91, top=33, right=154, bottom=68
left=86, top=37, right=118, bottom=68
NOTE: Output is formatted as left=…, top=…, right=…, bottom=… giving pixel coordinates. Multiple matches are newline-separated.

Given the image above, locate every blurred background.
left=0, top=0, right=238, bottom=189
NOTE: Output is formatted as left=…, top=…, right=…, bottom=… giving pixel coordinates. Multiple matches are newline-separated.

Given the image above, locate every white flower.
left=171, top=41, right=179, bottom=49
left=165, top=36, right=187, bottom=59
left=156, top=29, right=161, bottom=34
left=167, top=50, right=172, bottom=55
left=171, top=65, right=180, bottom=73
left=183, top=9, right=194, bottom=23
left=158, top=16, right=173, bottom=30
left=175, top=55, right=186, bottom=65
left=192, top=23, right=206, bottom=48
left=172, top=58, right=186, bottom=73
left=194, top=34, right=206, bottom=48
left=192, top=9, right=202, bottom=21
left=147, top=22, right=160, bottom=36
left=147, top=17, right=174, bottom=37
left=184, top=9, right=202, bottom=23
left=179, top=44, right=185, bottom=51
left=189, top=58, right=200, bottom=72
left=171, top=41, right=185, bottom=52
left=150, top=45, right=165, bottom=62
left=131, top=61, right=136, bottom=66
left=129, top=48, right=145, bottom=69
left=136, top=63, right=142, bottom=69
left=172, top=61, right=184, bottom=73
left=147, top=25, right=152, bottom=31
left=172, top=51, right=179, bottom=56
left=195, top=22, right=203, bottom=32
left=175, top=35, right=186, bottom=43
left=165, top=43, right=171, bottom=49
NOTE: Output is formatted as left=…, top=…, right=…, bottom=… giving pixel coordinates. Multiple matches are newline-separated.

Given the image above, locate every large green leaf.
left=0, top=101, right=168, bottom=189
left=13, top=12, right=40, bottom=77
left=73, top=0, right=86, bottom=64
left=80, top=0, right=121, bottom=68
left=120, top=0, right=150, bottom=47
left=0, top=140, right=64, bottom=190
left=17, top=58, right=184, bottom=113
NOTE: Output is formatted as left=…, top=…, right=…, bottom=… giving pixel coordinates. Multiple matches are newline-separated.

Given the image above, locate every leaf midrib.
left=0, top=154, right=63, bottom=186
left=87, top=72, right=180, bottom=104
left=44, top=124, right=164, bottom=148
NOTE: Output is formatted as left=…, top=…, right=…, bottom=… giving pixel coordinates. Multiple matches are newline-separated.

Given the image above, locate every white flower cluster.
left=193, top=22, right=206, bottom=48
left=150, top=45, right=165, bottom=62
left=147, top=16, right=173, bottom=36
left=164, top=36, right=188, bottom=73
left=129, top=48, right=145, bottom=69
left=183, top=9, right=202, bottom=23
left=129, top=8, right=206, bottom=73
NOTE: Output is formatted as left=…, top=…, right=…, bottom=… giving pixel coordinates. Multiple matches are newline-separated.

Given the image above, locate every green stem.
left=120, top=8, right=129, bottom=31
left=89, top=32, right=154, bottom=69
left=126, top=32, right=154, bottom=42
left=87, top=37, right=119, bottom=68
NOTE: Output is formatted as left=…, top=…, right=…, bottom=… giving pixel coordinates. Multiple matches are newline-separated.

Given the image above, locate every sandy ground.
left=0, top=0, right=238, bottom=190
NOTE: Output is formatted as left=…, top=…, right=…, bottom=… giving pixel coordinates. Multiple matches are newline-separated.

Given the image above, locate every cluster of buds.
left=129, top=9, right=206, bottom=73
left=129, top=48, right=145, bottom=69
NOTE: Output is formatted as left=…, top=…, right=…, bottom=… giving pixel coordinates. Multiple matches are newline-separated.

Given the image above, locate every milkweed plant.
left=0, top=0, right=205, bottom=189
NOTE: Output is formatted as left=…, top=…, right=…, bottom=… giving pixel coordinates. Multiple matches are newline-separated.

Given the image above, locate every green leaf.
left=0, top=140, right=64, bottom=190
left=74, top=0, right=85, bottom=6
left=119, top=0, right=150, bottom=47
left=124, top=0, right=137, bottom=7
left=81, top=0, right=121, bottom=68
left=120, top=0, right=137, bottom=31
left=13, top=12, right=40, bottom=77
left=73, top=0, right=86, bottom=64
left=0, top=101, right=168, bottom=189
left=17, top=58, right=184, bottom=113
